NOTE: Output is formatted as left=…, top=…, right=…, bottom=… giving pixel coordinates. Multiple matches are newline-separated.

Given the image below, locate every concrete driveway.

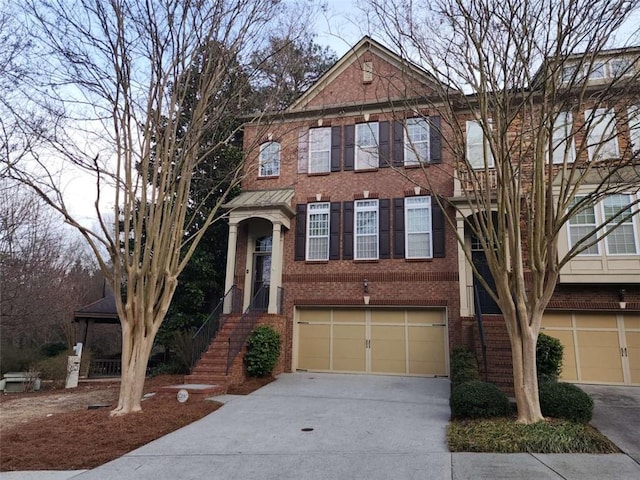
left=581, top=384, right=640, bottom=463
left=74, top=373, right=452, bottom=480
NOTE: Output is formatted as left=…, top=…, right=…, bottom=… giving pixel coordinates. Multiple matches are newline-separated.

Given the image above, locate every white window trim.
left=354, top=199, right=379, bottom=260
left=259, top=141, right=280, bottom=177
left=355, top=122, right=379, bottom=170
left=404, top=196, right=432, bottom=258
left=306, top=202, right=330, bottom=261
left=628, top=105, right=640, bottom=155
left=466, top=120, right=494, bottom=169
left=308, top=127, right=331, bottom=174
left=551, top=111, right=576, bottom=164
left=585, top=108, right=619, bottom=161
left=601, top=194, right=640, bottom=256
left=567, top=196, right=600, bottom=256
left=404, top=118, right=430, bottom=165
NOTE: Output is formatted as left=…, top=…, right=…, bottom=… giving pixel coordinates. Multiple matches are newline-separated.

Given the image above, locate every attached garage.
left=541, top=312, right=639, bottom=385
left=295, top=307, right=448, bottom=376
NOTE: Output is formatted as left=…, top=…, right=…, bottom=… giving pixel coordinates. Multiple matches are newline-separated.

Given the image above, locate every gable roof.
left=287, top=36, right=442, bottom=112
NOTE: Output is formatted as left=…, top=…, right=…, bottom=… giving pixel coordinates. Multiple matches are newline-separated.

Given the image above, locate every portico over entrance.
left=223, top=188, right=295, bottom=314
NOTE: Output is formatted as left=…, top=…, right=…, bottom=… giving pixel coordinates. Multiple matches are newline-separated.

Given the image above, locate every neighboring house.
left=200, top=37, right=639, bottom=391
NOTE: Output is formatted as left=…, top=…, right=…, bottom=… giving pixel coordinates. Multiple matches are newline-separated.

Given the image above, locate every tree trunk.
left=511, top=329, right=544, bottom=424
left=111, top=317, right=156, bottom=416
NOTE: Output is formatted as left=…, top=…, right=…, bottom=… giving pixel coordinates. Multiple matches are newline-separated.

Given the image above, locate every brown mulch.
left=0, top=375, right=273, bottom=472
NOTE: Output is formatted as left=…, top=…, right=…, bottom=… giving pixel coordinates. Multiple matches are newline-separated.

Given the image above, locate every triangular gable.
left=287, top=36, right=441, bottom=112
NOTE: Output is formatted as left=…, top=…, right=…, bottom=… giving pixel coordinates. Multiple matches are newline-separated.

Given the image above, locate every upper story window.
left=587, top=61, right=606, bottom=81
left=259, top=141, right=280, bottom=177
left=628, top=105, right=640, bottom=155
left=306, top=202, right=330, bottom=261
left=404, top=118, right=430, bottom=165
left=585, top=108, right=619, bottom=161
left=466, top=120, right=494, bottom=169
left=603, top=194, right=638, bottom=255
left=308, top=128, right=331, bottom=174
left=610, top=58, right=633, bottom=78
left=355, top=122, right=379, bottom=170
left=355, top=199, right=378, bottom=259
left=562, top=57, right=635, bottom=84
left=405, top=196, right=432, bottom=258
left=568, top=194, right=639, bottom=256
left=551, top=111, right=575, bottom=164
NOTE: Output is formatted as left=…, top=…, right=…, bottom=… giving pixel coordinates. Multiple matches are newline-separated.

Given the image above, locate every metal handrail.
left=190, top=285, right=241, bottom=369
left=225, top=284, right=268, bottom=375
left=473, top=283, right=489, bottom=381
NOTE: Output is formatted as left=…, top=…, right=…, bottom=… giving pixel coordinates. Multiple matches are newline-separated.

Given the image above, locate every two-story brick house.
left=189, top=37, right=639, bottom=391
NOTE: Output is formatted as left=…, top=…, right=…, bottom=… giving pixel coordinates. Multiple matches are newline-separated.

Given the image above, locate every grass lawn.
left=448, top=417, right=620, bottom=453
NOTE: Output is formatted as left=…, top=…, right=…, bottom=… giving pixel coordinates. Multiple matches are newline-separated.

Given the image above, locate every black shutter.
left=331, top=126, right=342, bottom=172
left=379, top=199, right=390, bottom=258
left=432, top=200, right=445, bottom=258
left=393, top=198, right=405, bottom=258
left=330, top=202, right=341, bottom=260
left=295, top=204, right=307, bottom=261
left=379, top=121, right=390, bottom=168
left=393, top=121, right=404, bottom=166
left=342, top=201, right=354, bottom=260
left=430, top=116, right=442, bottom=164
left=344, top=125, right=355, bottom=171
left=298, top=129, right=309, bottom=173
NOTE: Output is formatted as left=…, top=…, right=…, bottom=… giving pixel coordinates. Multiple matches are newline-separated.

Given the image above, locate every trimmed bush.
left=450, top=381, right=511, bottom=419
left=40, top=342, right=69, bottom=358
left=244, top=325, right=281, bottom=377
left=537, top=333, right=563, bottom=383
left=539, top=381, right=593, bottom=423
left=34, top=351, right=73, bottom=387
left=450, top=347, right=479, bottom=386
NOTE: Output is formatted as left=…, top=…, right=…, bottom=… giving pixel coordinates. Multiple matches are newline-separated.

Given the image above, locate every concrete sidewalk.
left=1, top=374, right=639, bottom=479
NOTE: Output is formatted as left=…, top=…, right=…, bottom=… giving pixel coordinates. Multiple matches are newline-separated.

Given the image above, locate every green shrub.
left=539, top=381, right=593, bottom=423
left=0, top=344, right=42, bottom=375
left=450, top=347, right=479, bottom=386
left=148, top=359, right=188, bottom=377
left=40, top=342, right=69, bottom=358
left=34, top=351, right=73, bottom=387
left=244, top=325, right=281, bottom=377
left=450, top=381, right=511, bottom=419
left=537, top=333, right=563, bottom=383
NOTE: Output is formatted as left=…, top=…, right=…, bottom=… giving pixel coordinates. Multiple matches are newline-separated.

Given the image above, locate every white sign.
left=177, top=389, right=189, bottom=403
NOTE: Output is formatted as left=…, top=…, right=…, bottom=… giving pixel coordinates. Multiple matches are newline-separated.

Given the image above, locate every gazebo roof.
left=74, top=287, right=119, bottom=324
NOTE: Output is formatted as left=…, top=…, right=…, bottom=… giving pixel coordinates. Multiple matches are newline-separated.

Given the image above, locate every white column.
left=268, top=222, right=282, bottom=314
left=457, top=215, right=470, bottom=317
left=223, top=223, right=238, bottom=314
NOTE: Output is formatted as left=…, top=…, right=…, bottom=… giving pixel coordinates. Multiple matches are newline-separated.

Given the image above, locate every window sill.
left=305, top=260, right=329, bottom=264
left=307, top=171, right=331, bottom=177
left=354, top=167, right=378, bottom=173
left=258, top=175, right=280, bottom=180
left=353, top=259, right=379, bottom=263
left=405, top=258, right=434, bottom=262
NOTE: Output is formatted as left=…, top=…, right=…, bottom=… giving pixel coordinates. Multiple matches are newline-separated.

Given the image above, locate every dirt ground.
left=0, top=375, right=273, bottom=472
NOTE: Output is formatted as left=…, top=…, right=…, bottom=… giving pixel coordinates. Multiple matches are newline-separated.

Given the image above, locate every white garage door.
left=296, top=308, right=448, bottom=376
left=541, top=312, right=639, bottom=385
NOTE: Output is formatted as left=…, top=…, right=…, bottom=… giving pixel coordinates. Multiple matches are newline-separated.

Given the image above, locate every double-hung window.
left=585, top=108, right=619, bottom=161
left=404, top=118, right=430, bottom=165
left=259, top=142, right=280, bottom=177
left=551, top=111, right=575, bottom=164
left=603, top=194, right=638, bottom=255
left=568, top=196, right=599, bottom=255
left=405, top=196, right=432, bottom=258
left=308, top=128, right=331, bottom=173
left=306, top=202, right=330, bottom=261
left=354, top=199, right=378, bottom=259
left=466, top=120, right=494, bottom=169
left=355, top=122, right=379, bottom=170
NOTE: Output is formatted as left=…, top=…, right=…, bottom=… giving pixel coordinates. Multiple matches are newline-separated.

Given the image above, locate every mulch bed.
left=0, top=374, right=273, bottom=472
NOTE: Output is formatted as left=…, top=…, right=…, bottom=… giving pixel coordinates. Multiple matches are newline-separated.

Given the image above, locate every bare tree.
left=6, top=0, right=297, bottom=415
left=367, top=0, right=640, bottom=422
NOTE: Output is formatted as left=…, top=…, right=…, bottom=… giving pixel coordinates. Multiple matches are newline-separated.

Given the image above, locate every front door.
left=471, top=237, right=501, bottom=315
left=252, top=236, right=272, bottom=310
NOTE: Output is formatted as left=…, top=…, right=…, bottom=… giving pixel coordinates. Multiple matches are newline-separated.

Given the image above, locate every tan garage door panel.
left=298, top=324, right=330, bottom=371
left=408, top=325, right=447, bottom=375
left=577, top=330, right=624, bottom=383
left=333, top=324, right=366, bottom=372
left=371, top=325, right=406, bottom=374
left=541, top=329, right=578, bottom=381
